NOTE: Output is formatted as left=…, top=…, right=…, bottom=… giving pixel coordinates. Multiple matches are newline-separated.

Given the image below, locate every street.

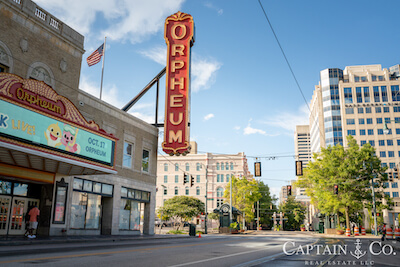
left=0, top=232, right=318, bottom=267
left=0, top=231, right=397, bottom=267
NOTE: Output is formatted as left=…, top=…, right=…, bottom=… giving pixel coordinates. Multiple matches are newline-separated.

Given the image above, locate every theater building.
left=0, top=0, right=157, bottom=236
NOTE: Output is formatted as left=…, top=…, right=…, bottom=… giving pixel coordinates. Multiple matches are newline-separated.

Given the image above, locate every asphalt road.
left=0, top=233, right=397, bottom=266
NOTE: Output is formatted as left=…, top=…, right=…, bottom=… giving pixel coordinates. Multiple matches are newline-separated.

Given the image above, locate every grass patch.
left=167, top=230, right=186, bottom=235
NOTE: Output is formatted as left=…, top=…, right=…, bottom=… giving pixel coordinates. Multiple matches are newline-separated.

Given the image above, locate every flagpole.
left=100, top=36, right=106, bottom=100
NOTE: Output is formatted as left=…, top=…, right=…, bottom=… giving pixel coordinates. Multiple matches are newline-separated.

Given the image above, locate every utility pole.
left=371, top=165, right=378, bottom=236
left=204, top=162, right=208, bottom=234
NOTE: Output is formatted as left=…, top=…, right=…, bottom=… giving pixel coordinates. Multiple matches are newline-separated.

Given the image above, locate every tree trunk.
left=345, top=206, right=350, bottom=230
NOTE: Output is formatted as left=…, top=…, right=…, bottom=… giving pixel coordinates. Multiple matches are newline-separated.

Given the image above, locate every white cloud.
left=35, top=0, right=185, bottom=43
left=233, top=126, right=241, bottom=131
left=139, top=46, right=222, bottom=92
left=204, top=113, right=214, bottom=121
left=261, top=104, right=309, bottom=134
left=243, top=124, right=267, bottom=136
left=204, top=2, right=223, bottom=15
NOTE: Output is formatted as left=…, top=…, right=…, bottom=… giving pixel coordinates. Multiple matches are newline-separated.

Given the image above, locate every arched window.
left=221, top=162, right=224, bottom=170
left=226, top=162, right=229, bottom=170
left=196, top=186, right=200, bottom=195
left=174, top=187, right=178, bottom=195
left=0, top=40, right=13, bottom=73
left=217, top=187, right=224, bottom=197
left=230, top=162, right=234, bottom=170
left=226, top=174, right=230, bottom=183
left=216, top=163, right=220, bottom=170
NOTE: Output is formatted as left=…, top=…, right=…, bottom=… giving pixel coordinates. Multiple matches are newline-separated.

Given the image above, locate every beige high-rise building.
left=156, top=142, right=251, bottom=216
left=310, top=64, right=400, bottom=227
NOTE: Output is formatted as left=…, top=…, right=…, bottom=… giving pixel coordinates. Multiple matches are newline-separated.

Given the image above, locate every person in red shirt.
left=28, top=205, right=40, bottom=239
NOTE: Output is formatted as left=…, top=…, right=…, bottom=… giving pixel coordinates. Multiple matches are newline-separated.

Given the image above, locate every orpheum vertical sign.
left=163, top=11, right=195, bottom=156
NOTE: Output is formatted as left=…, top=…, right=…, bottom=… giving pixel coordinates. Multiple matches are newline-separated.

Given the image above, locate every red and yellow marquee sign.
left=162, top=11, right=195, bottom=156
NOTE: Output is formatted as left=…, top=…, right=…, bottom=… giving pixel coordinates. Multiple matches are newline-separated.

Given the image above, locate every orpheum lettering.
left=162, top=11, right=195, bottom=156
left=16, top=87, right=62, bottom=114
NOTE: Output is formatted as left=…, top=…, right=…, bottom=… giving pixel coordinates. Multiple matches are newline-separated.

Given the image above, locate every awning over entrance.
left=0, top=143, right=116, bottom=176
left=0, top=73, right=118, bottom=176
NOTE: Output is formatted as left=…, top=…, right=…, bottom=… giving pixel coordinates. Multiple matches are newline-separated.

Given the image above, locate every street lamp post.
left=204, top=163, right=208, bottom=234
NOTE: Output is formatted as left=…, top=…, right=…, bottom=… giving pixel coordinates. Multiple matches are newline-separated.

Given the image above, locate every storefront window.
left=0, top=181, right=12, bottom=194
left=13, top=183, right=28, bottom=196
left=93, top=182, right=101, bottom=193
left=85, top=194, right=101, bottom=229
left=102, top=184, right=113, bottom=195
left=70, top=192, right=87, bottom=229
left=119, top=199, right=140, bottom=230
left=73, top=178, right=83, bottom=190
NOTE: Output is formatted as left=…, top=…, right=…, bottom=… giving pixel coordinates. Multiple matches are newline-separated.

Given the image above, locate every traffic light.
left=183, top=173, right=188, bottom=184
left=295, top=161, right=303, bottom=176
left=190, top=175, right=194, bottom=187
left=388, top=172, right=393, bottom=182
left=254, top=162, right=262, bottom=177
left=287, top=185, right=292, bottom=196
left=334, top=184, right=338, bottom=195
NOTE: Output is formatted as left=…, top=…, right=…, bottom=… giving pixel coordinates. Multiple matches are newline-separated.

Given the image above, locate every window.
left=226, top=163, right=229, bottom=170
left=216, top=163, right=220, bottom=170
left=164, top=175, right=168, bottom=183
left=367, top=118, right=373, bottom=124
left=220, top=174, right=224, bottom=182
left=383, top=182, right=389, bottom=189
left=119, top=199, right=140, bottom=230
left=354, top=76, right=360, bottom=82
left=393, top=192, right=399, bottom=198
left=375, top=107, right=382, bottom=113
left=356, top=87, right=362, bottom=103
left=142, top=149, right=149, bottom=172
left=376, top=118, right=382, bottom=124
left=196, top=175, right=200, bottom=183
left=216, top=187, right=224, bottom=197
left=230, top=162, right=234, bottom=170
left=226, top=174, right=230, bottom=183
left=381, top=86, right=388, bottom=102
left=345, top=108, right=354, bottom=114
left=196, top=187, right=200, bottom=195
left=359, top=118, right=365, bottom=124
left=360, top=129, right=366, bottom=135
left=175, top=175, right=179, bottom=183
left=174, top=187, right=178, bottom=195
left=217, top=174, right=220, bottom=182
left=391, top=85, right=400, bottom=101
left=380, top=151, right=386, bottom=157
left=164, top=163, right=168, bottom=171
left=347, top=130, right=356, bottom=136
left=387, top=140, right=393, bottom=146
left=363, top=87, right=370, bottom=102
left=366, top=107, right=371, bottom=113
left=185, top=163, right=190, bottom=171
left=221, top=163, right=224, bottom=170
left=347, top=119, right=355, bottom=125
left=71, top=192, right=101, bottom=229
left=392, top=182, right=398, bottom=188
left=196, top=163, right=201, bottom=171
left=369, top=140, right=375, bottom=146
left=185, top=187, right=189, bottom=195
left=344, top=87, right=353, bottom=103
left=385, top=192, right=390, bottom=196
left=123, top=142, right=133, bottom=168
left=394, top=107, right=400, bottom=112
left=379, top=140, right=385, bottom=146
left=389, top=151, right=395, bottom=157
left=358, top=107, right=364, bottom=114
left=175, top=164, right=179, bottom=171
left=360, top=140, right=366, bottom=146
left=384, top=107, right=390, bottom=113
left=373, top=86, right=380, bottom=102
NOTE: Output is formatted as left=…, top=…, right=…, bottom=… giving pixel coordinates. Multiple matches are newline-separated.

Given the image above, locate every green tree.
left=223, top=176, right=275, bottom=225
left=157, top=196, right=205, bottom=230
left=296, top=135, right=392, bottom=230
left=279, top=196, right=306, bottom=230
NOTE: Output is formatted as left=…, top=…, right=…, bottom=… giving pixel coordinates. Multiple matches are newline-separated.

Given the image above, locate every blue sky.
left=35, top=0, right=400, bottom=201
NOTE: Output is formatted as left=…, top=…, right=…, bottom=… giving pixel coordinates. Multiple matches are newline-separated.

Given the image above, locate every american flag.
left=86, top=44, right=104, bottom=67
